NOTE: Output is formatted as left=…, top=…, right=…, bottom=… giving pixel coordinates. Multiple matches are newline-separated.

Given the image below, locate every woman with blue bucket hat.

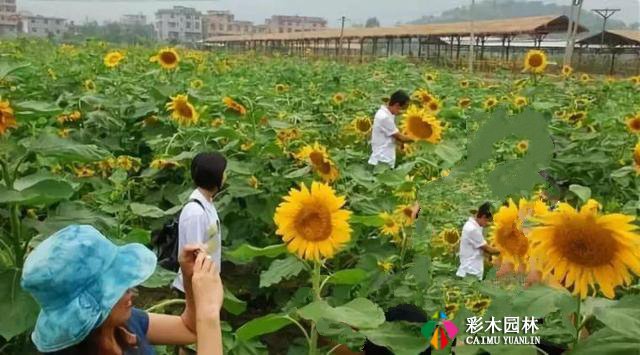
left=21, top=224, right=223, bottom=354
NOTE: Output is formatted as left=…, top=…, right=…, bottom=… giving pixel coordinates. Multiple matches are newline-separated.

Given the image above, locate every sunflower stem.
left=572, top=296, right=582, bottom=349
left=308, top=261, right=322, bottom=355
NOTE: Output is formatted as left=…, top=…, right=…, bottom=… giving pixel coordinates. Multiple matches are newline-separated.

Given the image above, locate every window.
left=195, top=22, right=199, bottom=29
left=186, top=15, right=191, bottom=20
left=56, top=20, right=62, bottom=25
left=186, top=22, right=191, bottom=29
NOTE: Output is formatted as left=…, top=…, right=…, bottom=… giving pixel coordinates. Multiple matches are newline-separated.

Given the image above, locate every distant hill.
left=408, top=0, right=634, bottom=32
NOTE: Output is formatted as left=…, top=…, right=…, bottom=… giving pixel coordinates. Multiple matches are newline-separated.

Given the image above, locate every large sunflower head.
left=103, top=51, right=124, bottom=68
left=222, top=96, right=247, bottom=115
left=458, top=97, right=472, bottom=109
left=439, top=228, right=460, bottom=246
left=296, top=143, right=339, bottom=183
left=490, top=199, right=533, bottom=270
left=401, top=105, right=443, bottom=144
left=523, top=49, right=548, bottom=74
left=561, top=65, right=573, bottom=77
left=0, top=100, right=17, bottom=135
left=529, top=199, right=640, bottom=299
left=274, top=182, right=352, bottom=261
left=151, top=48, right=180, bottom=70
left=395, top=204, right=418, bottom=226
left=166, top=94, right=199, bottom=126
left=412, top=89, right=435, bottom=106
left=379, top=212, right=401, bottom=237
left=625, top=113, right=640, bottom=134
left=634, top=143, right=640, bottom=173
left=483, top=97, right=499, bottom=111
left=424, top=97, right=442, bottom=114
left=351, top=116, right=372, bottom=136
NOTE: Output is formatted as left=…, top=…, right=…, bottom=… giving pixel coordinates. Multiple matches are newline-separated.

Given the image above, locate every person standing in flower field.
left=173, top=152, right=227, bottom=293
left=368, top=90, right=414, bottom=169
left=456, top=202, right=500, bottom=280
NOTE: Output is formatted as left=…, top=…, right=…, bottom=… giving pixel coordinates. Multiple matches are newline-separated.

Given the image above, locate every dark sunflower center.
left=317, top=160, right=332, bottom=175
left=429, top=102, right=439, bottom=111
left=294, top=206, right=333, bottom=241
left=554, top=217, right=618, bottom=267
left=445, top=231, right=459, bottom=244
left=630, top=118, right=640, bottom=131
left=528, top=54, right=543, bottom=67
left=309, top=151, right=325, bottom=166
left=160, top=52, right=177, bottom=64
left=356, top=119, right=371, bottom=132
left=177, top=102, right=193, bottom=118
left=408, top=116, right=433, bottom=139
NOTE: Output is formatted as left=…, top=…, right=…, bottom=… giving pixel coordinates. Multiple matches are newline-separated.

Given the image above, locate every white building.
left=121, top=13, right=147, bottom=26
left=0, top=0, right=18, bottom=36
left=264, top=15, right=327, bottom=34
left=21, top=15, right=67, bottom=38
left=155, top=6, right=202, bottom=43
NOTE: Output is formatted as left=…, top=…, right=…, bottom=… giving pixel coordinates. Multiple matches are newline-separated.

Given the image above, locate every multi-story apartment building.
left=121, top=13, right=147, bottom=26
left=0, top=0, right=18, bottom=36
left=155, top=6, right=202, bottom=43
left=203, top=10, right=255, bottom=38
left=21, top=15, right=67, bottom=38
left=264, top=15, right=327, bottom=34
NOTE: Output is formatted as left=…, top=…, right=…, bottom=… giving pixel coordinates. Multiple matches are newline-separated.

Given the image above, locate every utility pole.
left=563, top=0, right=583, bottom=67
left=592, top=8, right=620, bottom=47
left=468, top=0, right=475, bottom=73
left=337, top=16, right=347, bottom=57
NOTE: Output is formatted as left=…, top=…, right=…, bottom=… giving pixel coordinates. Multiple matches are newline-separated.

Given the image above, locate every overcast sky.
left=19, top=0, right=640, bottom=26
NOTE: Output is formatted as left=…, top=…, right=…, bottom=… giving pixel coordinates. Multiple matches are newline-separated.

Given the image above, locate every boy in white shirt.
left=368, top=90, right=414, bottom=169
left=456, top=202, right=500, bottom=280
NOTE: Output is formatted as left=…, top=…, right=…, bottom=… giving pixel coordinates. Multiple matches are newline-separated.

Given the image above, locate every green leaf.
left=359, top=322, right=429, bottom=355
left=259, top=256, right=304, bottom=288
left=12, top=171, right=63, bottom=191
left=141, top=266, right=177, bottom=288
left=316, top=318, right=366, bottom=351
left=572, top=328, right=640, bottom=355
left=225, top=244, right=287, bottom=265
left=569, top=184, right=591, bottom=203
left=592, top=295, right=640, bottom=339
left=14, top=100, right=61, bottom=114
left=236, top=314, right=292, bottom=341
left=407, top=255, right=431, bottom=287
left=434, top=142, right=463, bottom=165
left=327, top=269, right=368, bottom=285
left=130, top=203, right=166, bottom=219
left=0, top=269, right=40, bottom=341
left=29, top=134, right=111, bottom=163
left=511, top=285, right=575, bottom=318
left=123, top=228, right=151, bottom=244
left=223, top=287, right=247, bottom=316
left=350, top=214, right=383, bottom=227
left=284, top=166, right=311, bottom=179
left=0, top=180, right=74, bottom=206
left=32, top=201, right=117, bottom=236
left=297, top=298, right=385, bottom=329
left=227, top=184, right=263, bottom=198
left=0, top=62, right=30, bottom=80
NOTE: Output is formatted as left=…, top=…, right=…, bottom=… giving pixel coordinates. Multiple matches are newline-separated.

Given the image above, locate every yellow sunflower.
left=241, top=142, right=254, bottom=151
left=412, top=89, right=435, bottom=106
left=513, top=96, right=528, bottom=109
left=523, top=49, right=548, bottom=74
left=274, top=182, right=352, bottom=261
left=580, top=73, right=591, bottom=82
left=466, top=298, right=491, bottom=314
left=516, top=140, right=529, bottom=154
left=377, top=260, right=394, bottom=273
left=529, top=199, right=640, bottom=299
left=459, top=79, right=470, bottom=89
left=0, top=100, right=17, bottom=135
left=222, top=96, right=247, bottom=116
left=74, top=165, right=95, bottom=178
left=248, top=176, right=259, bottom=189
left=567, top=111, right=587, bottom=123
left=166, top=94, right=199, bottom=126
left=150, top=48, right=180, bottom=70
left=150, top=159, right=180, bottom=170
left=116, top=155, right=139, bottom=171
left=629, top=76, right=640, bottom=85
left=483, top=97, right=499, bottom=111
left=190, top=79, right=204, bottom=89
left=379, top=212, right=401, bottom=237
left=440, top=228, right=460, bottom=246
left=275, top=84, right=289, bottom=93
left=394, top=175, right=417, bottom=201
left=561, top=65, right=573, bottom=77
left=554, top=110, right=567, bottom=119
left=58, top=128, right=71, bottom=138
left=296, top=143, right=339, bottom=183
left=351, top=116, right=372, bottom=136
left=103, top=51, right=124, bottom=68
left=491, top=199, right=532, bottom=270
left=395, top=204, right=418, bottom=226
left=211, top=118, right=224, bottom=128
left=445, top=303, right=459, bottom=318
left=423, top=72, right=437, bottom=82
left=84, top=79, right=96, bottom=91
left=458, top=97, right=472, bottom=109
left=332, top=93, right=346, bottom=105
left=424, top=97, right=442, bottom=114
left=401, top=105, right=443, bottom=144
left=625, top=114, right=640, bottom=134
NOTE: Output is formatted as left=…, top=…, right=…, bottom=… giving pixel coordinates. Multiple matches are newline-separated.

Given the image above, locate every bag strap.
left=186, top=198, right=205, bottom=211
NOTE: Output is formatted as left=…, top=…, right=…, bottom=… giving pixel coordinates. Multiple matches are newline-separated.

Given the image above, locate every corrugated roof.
left=205, top=15, right=588, bottom=43
left=577, top=30, right=640, bottom=46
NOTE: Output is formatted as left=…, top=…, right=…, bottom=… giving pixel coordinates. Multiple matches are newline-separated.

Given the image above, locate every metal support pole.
left=418, top=36, right=423, bottom=58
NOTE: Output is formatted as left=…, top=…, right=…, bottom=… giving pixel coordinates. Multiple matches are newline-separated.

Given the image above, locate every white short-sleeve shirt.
left=456, top=217, right=487, bottom=280
left=172, top=188, right=222, bottom=292
left=368, top=105, right=399, bottom=168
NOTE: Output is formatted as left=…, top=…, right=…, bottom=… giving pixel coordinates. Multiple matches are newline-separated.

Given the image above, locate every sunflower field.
left=1, top=38, right=640, bottom=355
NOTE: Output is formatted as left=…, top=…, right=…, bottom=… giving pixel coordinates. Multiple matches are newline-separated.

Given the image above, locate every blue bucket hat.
left=21, top=225, right=157, bottom=352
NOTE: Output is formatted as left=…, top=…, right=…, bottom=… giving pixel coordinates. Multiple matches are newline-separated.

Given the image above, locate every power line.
left=591, top=8, right=621, bottom=47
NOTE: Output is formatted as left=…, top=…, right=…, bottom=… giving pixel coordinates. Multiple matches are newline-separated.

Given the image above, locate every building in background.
left=264, top=15, right=327, bottom=34
left=155, top=6, right=202, bottom=43
left=121, top=13, right=147, bottom=26
left=0, top=0, right=18, bottom=35
left=20, top=14, right=67, bottom=38
left=203, top=10, right=255, bottom=38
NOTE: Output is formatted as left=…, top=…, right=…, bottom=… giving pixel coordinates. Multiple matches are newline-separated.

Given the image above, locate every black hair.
left=477, top=202, right=493, bottom=219
left=191, top=152, right=227, bottom=191
left=363, top=304, right=431, bottom=355
left=388, top=90, right=410, bottom=107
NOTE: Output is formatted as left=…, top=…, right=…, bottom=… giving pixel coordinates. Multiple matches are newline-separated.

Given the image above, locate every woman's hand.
left=179, top=244, right=206, bottom=279
left=191, top=251, right=224, bottom=318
